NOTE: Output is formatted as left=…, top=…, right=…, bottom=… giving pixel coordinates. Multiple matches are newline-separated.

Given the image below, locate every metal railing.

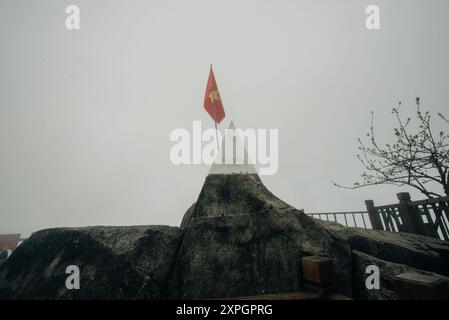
left=306, top=211, right=371, bottom=229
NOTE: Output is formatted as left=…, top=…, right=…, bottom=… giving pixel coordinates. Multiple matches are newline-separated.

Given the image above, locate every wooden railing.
left=366, top=193, right=449, bottom=241
left=307, top=193, right=449, bottom=241
left=412, top=196, right=449, bottom=240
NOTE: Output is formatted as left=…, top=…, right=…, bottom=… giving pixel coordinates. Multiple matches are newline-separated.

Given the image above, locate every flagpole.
left=212, top=103, right=220, bottom=151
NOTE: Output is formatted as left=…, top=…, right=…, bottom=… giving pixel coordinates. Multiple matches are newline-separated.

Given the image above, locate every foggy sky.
left=1, top=0, right=449, bottom=237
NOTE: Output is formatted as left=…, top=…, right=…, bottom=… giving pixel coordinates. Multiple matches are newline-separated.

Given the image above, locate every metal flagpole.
left=212, top=102, right=220, bottom=151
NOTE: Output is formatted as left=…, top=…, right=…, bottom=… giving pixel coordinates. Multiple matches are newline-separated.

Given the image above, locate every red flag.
left=204, top=65, right=225, bottom=124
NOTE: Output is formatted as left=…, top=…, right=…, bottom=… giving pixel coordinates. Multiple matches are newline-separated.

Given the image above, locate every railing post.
left=365, top=200, right=383, bottom=230
left=396, top=192, right=428, bottom=236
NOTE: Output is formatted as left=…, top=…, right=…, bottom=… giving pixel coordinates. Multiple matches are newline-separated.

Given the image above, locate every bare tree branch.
left=334, top=98, right=449, bottom=198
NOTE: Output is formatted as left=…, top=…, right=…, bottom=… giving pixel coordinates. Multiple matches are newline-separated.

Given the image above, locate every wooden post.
left=302, top=256, right=336, bottom=285
left=365, top=200, right=383, bottom=230
left=396, top=192, right=428, bottom=236
left=301, top=256, right=336, bottom=299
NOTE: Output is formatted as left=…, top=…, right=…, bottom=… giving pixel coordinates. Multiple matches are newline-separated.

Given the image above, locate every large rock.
left=351, top=250, right=449, bottom=300
left=167, top=174, right=449, bottom=299
left=1, top=173, right=448, bottom=299
left=321, top=221, right=449, bottom=278
left=166, top=174, right=353, bottom=298
left=0, top=225, right=183, bottom=299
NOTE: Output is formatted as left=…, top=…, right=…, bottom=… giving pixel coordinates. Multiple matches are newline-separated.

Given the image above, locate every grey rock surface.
left=321, top=221, right=449, bottom=277
left=180, top=203, right=196, bottom=229
left=0, top=251, right=7, bottom=267
left=1, top=174, right=448, bottom=299
left=0, top=225, right=183, bottom=299
left=166, top=174, right=353, bottom=298
left=351, top=250, right=449, bottom=300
